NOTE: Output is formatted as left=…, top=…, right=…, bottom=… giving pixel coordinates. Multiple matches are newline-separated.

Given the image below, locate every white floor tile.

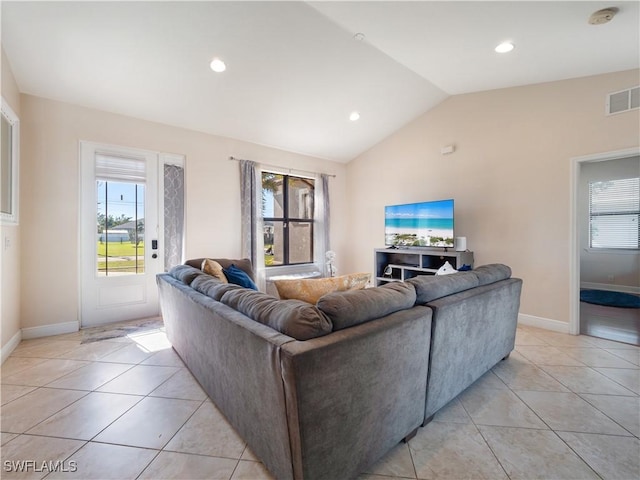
left=94, top=396, right=200, bottom=449
left=96, top=364, right=179, bottom=395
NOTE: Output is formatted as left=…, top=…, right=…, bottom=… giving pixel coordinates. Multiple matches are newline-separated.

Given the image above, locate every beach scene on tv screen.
left=385, top=200, right=454, bottom=247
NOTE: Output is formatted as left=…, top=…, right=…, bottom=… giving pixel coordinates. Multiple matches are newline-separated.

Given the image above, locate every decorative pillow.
left=224, top=264, right=258, bottom=290
left=317, top=282, right=416, bottom=331
left=219, top=289, right=332, bottom=340
left=201, top=258, right=228, bottom=283
left=169, top=264, right=204, bottom=286
left=274, top=272, right=371, bottom=304
left=435, top=261, right=457, bottom=275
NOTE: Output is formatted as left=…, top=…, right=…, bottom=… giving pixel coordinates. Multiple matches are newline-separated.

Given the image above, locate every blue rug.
left=580, top=290, right=640, bottom=309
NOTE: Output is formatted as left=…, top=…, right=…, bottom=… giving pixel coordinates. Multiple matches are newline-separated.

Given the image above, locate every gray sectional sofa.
left=157, top=259, right=522, bottom=480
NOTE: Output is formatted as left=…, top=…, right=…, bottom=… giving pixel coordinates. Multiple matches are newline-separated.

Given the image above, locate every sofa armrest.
left=279, top=306, right=432, bottom=480
left=158, top=274, right=295, bottom=479
left=424, top=277, right=522, bottom=419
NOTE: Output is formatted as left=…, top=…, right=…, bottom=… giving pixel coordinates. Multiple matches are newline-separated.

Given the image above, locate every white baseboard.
left=518, top=313, right=569, bottom=333
left=21, top=321, right=79, bottom=340
left=580, top=282, right=640, bottom=295
left=1, top=329, right=22, bottom=364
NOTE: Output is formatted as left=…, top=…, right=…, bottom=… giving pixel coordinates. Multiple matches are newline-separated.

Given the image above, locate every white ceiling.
left=2, top=1, right=639, bottom=162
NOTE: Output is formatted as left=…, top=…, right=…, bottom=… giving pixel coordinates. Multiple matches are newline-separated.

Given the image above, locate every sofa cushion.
left=273, top=272, right=371, bottom=304
left=408, top=272, right=479, bottom=304
left=169, top=264, right=204, bottom=286
left=220, top=289, right=332, bottom=340
left=317, top=282, right=416, bottom=331
left=201, top=259, right=228, bottom=283
left=224, top=264, right=259, bottom=290
left=473, top=264, right=512, bottom=286
left=191, top=274, right=245, bottom=301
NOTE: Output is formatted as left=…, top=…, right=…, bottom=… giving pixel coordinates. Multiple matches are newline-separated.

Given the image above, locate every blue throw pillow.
left=223, top=264, right=258, bottom=290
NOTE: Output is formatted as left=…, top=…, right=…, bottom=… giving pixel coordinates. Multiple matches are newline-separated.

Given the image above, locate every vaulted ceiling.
left=2, top=1, right=638, bottom=162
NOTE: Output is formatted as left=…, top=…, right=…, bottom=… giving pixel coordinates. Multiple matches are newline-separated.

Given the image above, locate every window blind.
left=589, top=177, right=640, bottom=249
left=95, top=154, right=146, bottom=183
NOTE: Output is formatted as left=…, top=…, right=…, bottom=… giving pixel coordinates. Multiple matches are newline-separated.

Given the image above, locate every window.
left=1, top=98, right=19, bottom=224
left=262, top=172, right=315, bottom=266
left=589, top=177, right=639, bottom=249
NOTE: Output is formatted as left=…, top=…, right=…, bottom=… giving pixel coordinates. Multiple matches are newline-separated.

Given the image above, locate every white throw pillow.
left=435, top=261, right=458, bottom=276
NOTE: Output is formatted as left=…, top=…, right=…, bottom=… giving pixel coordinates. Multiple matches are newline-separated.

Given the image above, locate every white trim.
left=21, top=321, right=79, bottom=340
left=580, top=282, right=640, bottom=295
left=1, top=97, right=20, bottom=225
left=1, top=329, right=22, bottom=364
left=518, top=313, right=569, bottom=333
left=79, top=141, right=163, bottom=328
left=569, top=147, right=640, bottom=336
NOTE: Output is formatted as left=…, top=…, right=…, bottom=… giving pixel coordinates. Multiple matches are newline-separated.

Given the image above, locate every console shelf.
left=374, top=248, right=474, bottom=286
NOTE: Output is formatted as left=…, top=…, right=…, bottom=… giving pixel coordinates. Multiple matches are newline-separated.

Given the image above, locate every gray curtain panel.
left=164, top=163, right=185, bottom=270
left=321, top=172, right=331, bottom=255
left=240, top=159, right=258, bottom=266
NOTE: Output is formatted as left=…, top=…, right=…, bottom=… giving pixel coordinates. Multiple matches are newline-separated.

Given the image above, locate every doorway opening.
left=570, top=148, right=639, bottom=344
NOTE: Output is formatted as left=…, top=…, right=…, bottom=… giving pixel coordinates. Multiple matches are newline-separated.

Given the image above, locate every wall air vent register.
left=607, top=86, right=639, bottom=115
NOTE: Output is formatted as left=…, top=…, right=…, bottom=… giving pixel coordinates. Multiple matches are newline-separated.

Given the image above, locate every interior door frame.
left=569, top=146, right=640, bottom=335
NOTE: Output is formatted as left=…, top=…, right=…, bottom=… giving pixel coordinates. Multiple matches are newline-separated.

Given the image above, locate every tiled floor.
left=1, top=321, right=639, bottom=479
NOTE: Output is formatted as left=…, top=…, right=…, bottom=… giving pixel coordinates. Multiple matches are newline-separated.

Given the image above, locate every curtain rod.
left=228, top=156, right=336, bottom=178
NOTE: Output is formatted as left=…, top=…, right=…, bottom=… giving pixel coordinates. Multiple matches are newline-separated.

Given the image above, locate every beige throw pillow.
left=201, top=258, right=228, bottom=283
left=274, top=272, right=371, bottom=304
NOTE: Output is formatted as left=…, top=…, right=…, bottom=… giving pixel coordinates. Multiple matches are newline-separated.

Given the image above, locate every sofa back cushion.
left=472, top=264, right=512, bottom=286
left=408, top=272, right=479, bottom=304
left=191, top=275, right=244, bottom=301
left=169, top=264, right=204, bottom=286
left=317, top=282, right=417, bottom=331
left=219, top=289, right=332, bottom=340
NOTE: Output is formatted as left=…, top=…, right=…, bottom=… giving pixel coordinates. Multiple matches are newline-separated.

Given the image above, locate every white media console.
left=374, top=248, right=474, bottom=287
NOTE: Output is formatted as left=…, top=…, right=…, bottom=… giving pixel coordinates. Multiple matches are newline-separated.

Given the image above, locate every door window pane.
left=97, top=181, right=145, bottom=275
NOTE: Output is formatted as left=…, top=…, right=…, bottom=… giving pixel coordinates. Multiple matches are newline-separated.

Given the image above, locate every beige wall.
left=1, top=47, right=21, bottom=350
left=344, top=70, right=640, bottom=325
left=19, top=94, right=347, bottom=330
left=579, top=156, right=640, bottom=289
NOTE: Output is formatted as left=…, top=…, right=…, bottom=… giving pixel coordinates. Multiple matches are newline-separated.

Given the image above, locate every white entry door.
left=80, top=142, right=164, bottom=327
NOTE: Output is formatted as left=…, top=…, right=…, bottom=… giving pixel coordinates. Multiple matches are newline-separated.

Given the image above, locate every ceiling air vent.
left=606, top=86, right=639, bottom=115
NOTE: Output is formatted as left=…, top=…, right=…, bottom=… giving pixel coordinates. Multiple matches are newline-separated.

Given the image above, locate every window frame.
left=262, top=171, right=315, bottom=267
left=1, top=97, right=19, bottom=225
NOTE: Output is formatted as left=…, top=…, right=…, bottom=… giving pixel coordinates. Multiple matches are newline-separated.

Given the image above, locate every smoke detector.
left=588, top=7, right=618, bottom=25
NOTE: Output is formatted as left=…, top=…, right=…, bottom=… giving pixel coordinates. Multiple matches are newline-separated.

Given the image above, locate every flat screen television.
left=385, top=199, right=454, bottom=248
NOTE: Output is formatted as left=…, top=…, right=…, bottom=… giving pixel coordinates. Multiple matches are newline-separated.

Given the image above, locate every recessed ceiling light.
left=210, top=58, right=226, bottom=73
left=495, top=42, right=515, bottom=53
left=349, top=111, right=360, bottom=121
left=353, top=33, right=366, bottom=42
